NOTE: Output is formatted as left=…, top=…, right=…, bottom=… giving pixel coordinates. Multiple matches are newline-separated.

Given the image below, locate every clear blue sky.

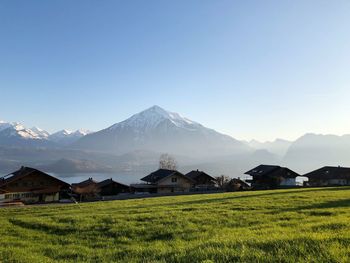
left=1, top=0, right=349, bottom=141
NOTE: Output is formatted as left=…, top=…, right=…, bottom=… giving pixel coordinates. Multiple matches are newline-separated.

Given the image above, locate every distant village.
left=1, top=158, right=350, bottom=207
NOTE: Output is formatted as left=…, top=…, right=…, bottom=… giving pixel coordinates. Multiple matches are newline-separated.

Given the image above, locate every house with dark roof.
left=0, top=166, right=70, bottom=204
left=185, top=170, right=217, bottom=190
left=304, top=166, right=350, bottom=186
left=71, top=178, right=100, bottom=201
left=226, top=178, right=250, bottom=191
left=245, top=164, right=299, bottom=189
left=140, top=169, right=194, bottom=193
left=98, top=178, right=130, bottom=196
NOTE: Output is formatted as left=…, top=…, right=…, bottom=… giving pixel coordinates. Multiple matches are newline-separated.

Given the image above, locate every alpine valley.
left=1, top=106, right=350, bottom=177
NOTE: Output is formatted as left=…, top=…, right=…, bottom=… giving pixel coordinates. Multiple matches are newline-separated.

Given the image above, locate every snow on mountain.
left=49, top=129, right=92, bottom=145
left=0, top=122, right=49, bottom=140
left=0, top=122, right=55, bottom=147
left=74, top=105, right=250, bottom=156
left=31, top=127, right=50, bottom=138
left=0, top=119, right=90, bottom=147
left=109, top=105, right=201, bottom=132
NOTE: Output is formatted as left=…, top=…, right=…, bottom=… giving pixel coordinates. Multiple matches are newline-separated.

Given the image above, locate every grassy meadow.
left=1, top=187, right=350, bottom=262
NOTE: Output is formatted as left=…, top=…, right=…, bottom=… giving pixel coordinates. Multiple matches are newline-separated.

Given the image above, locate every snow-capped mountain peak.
left=74, top=105, right=249, bottom=156
left=109, top=105, right=201, bottom=131
left=0, top=122, right=49, bottom=140
left=31, top=127, right=50, bottom=138
left=74, top=129, right=92, bottom=136
left=49, top=129, right=92, bottom=145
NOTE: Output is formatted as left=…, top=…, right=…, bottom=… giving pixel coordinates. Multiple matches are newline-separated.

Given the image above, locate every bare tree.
left=159, top=153, right=177, bottom=170
left=215, top=175, right=231, bottom=190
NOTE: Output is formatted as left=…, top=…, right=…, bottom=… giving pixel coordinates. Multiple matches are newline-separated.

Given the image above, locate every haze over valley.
left=1, top=106, right=349, bottom=179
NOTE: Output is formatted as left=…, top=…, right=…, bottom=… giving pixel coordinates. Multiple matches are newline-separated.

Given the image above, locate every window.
left=171, top=178, right=177, bottom=183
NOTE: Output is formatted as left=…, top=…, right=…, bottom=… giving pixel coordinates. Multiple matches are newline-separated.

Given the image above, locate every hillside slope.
left=1, top=187, right=350, bottom=262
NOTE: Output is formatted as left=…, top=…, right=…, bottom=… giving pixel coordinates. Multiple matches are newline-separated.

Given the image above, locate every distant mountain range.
left=0, top=121, right=92, bottom=147
left=1, top=106, right=350, bottom=176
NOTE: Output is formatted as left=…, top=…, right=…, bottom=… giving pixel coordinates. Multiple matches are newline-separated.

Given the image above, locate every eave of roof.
left=0, top=167, right=70, bottom=188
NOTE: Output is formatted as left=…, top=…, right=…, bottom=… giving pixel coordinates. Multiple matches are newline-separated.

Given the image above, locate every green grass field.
left=1, top=187, right=350, bottom=262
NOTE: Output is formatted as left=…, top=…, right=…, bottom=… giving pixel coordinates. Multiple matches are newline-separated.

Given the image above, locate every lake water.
left=51, top=172, right=144, bottom=185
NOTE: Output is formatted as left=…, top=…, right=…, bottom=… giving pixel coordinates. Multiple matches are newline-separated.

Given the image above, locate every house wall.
left=44, top=192, right=59, bottom=202
left=328, top=179, right=349, bottom=185
left=157, top=175, right=192, bottom=193
left=309, top=179, right=350, bottom=186
left=194, top=175, right=216, bottom=186
left=3, top=192, right=60, bottom=203
left=100, top=183, right=129, bottom=196
left=280, top=178, right=296, bottom=186
left=4, top=192, right=39, bottom=203
left=157, top=186, right=191, bottom=194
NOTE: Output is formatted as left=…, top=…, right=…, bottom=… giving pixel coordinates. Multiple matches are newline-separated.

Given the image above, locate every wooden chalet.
left=226, top=178, right=250, bottom=191
left=71, top=178, right=100, bottom=201
left=140, top=169, right=195, bottom=193
left=185, top=169, right=217, bottom=190
left=304, top=166, right=350, bottom=186
left=0, top=166, right=70, bottom=204
left=97, top=178, right=130, bottom=196
left=245, top=165, right=299, bottom=189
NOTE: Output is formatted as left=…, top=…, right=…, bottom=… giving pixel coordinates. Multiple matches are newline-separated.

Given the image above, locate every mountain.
left=0, top=120, right=91, bottom=148
left=248, top=138, right=292, bottom=157
left=73, top=105, right=250, bottom=156
left=49, top=129, right=92, bottom=145
left=0, top=122, right=53, bottom=147
left=0, top=121, right=12, bottom=132
left=40, top=158, right=112, bottom=173
left=283, top=133, right=350, bottom=173
left=31, top=127, right=50, bottom=139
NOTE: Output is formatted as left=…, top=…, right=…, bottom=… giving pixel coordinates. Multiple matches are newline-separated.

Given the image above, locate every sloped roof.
left=71, top=178, right=98, bottom=188
left=185, top=170, right=216, bottom=181
left=304, top=166, right=350, bottom=180
left=141, top=169, right=194, bottom=183
left=245, top=165, right=280, bottom=176
left=230, top=178, right=250, bottom=187
left=245, top=164, right=299, bottom=178
left=0, top=166, right=70, bottom=188
left=97, top=178, right=129, bottom=188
